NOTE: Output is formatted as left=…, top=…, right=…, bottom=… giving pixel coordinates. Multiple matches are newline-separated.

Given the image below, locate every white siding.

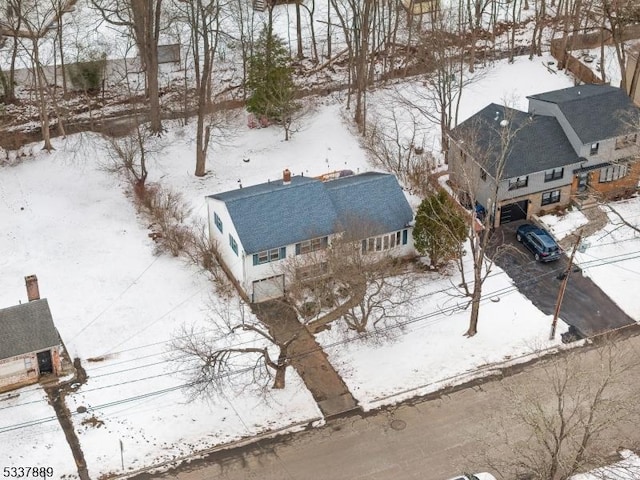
left=498, top=163, right=581, bottom=199
left=206, top=198, right=246, bottom=286
left=0, top=353, right=38, bottom=389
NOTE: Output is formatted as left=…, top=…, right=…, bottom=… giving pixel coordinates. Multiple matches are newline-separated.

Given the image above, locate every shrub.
left=67, top=53, right=107, bottom=93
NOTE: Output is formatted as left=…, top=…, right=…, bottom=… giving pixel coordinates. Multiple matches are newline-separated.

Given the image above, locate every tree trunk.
left=272, top=347, right=288, bottom=389
left=195, top=101, right=207, bottom=176
left=146, top=49, right=162, bottom=133
left=131, top=0, right=163, bottom=134
left=33, top=42, right=54, bottom=152
left=629, top=52, right=640, bottom=99
left=466, top=279, right=481, bottom=337
left=295, top=1, right=303, bottom=59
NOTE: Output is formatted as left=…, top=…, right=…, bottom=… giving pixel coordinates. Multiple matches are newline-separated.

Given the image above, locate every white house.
left=0, top=275, right=64, bottom=392
left=206, top=170, right=415, bottom=302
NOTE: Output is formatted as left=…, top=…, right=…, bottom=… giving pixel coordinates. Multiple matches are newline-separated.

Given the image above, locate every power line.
left=2, top=246, right=639, bottom=428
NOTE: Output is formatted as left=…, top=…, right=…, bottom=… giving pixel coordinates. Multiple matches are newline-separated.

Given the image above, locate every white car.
left=448, top=473, right=497, bottom=480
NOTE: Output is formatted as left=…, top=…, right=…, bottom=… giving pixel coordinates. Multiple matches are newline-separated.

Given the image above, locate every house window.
left=544, top=167, right=564, bottom=182
left=508, top=176, right=528, bottom=190
left=590, top=143, right=599, bottom=155
left=541, top=190, right=561, bottom=206
left=214, top=212, right=223, bottom=233
left=362, top=230, right=407, bottom=254
left=599, top=164, right=628, bottom=183
left=480, top=168, right=487, bottom=181
left=615, top=133, right=637, bottom=150
left=253, top=247, right=286, bottom=265
left=24, top=357, right=32, bottom=369
left=295, top=236, right=328, bottom=255
left=229, top=234, right=238, bottom=255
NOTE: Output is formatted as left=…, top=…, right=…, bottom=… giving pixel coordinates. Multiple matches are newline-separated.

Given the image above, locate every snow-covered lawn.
left=540, top=197, right=640, bottom=321
left=576, top=198, right=640, bottom=320
left=539, top=208, right=589, bottom=241
left=0, top=137, right=321, bottom=478
left=3, top=53, right=638, bottom=478
left=317, top=255, right=567, bottom=411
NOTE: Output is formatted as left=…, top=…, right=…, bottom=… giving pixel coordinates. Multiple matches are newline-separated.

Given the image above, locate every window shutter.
left=253, top=254, right=258, bottom=266
left=280, top=247, right=286, bottom=259
left=402, top=229, right=408, bottom=245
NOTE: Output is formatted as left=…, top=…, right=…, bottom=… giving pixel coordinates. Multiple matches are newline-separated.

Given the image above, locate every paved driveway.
left=489, top=221, right=635, bottom=337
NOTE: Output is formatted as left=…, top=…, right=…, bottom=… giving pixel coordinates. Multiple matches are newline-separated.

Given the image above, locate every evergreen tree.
left=413, top=190, right=467, bottom=269
left=246, top=28, right=298, bottom=139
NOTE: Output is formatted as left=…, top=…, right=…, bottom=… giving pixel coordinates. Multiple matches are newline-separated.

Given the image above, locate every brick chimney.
left=283, top=169, right=291, bottom=185
left=25, top=274, right=40, bottom=302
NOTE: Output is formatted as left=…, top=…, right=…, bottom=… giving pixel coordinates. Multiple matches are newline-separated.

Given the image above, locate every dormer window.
left=508, top=176, right=528, bottom=190
left=590, top=142, right=599, bottom=155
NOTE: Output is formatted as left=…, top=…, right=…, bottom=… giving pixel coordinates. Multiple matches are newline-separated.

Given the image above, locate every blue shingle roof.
left=324, top=172, right=414, bottom=235
left=208, top=172, right=413, bottom=254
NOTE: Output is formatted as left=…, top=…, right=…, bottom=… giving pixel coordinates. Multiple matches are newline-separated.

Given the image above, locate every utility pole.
left=550, top=231, right=582, bottom=340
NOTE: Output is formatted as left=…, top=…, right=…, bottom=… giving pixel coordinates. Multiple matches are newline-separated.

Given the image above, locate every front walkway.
left=556, top=203, right=609, bottom=251
left=252, top=300, right=358, bottom=417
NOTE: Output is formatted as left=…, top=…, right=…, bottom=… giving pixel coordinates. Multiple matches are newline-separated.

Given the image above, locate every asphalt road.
left=489, top=221, right=635, bottom=337
left=145, top=332, right=640, bottom=480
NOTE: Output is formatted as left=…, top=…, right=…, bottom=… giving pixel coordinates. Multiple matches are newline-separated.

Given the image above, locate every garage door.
left=252, top=275, right=285, bottom=303
left=500, top=199, right=528, bottom=224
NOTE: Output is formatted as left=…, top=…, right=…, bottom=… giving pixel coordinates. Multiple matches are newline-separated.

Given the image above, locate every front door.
left=37, top=350, right=53, bottom=374
left=577, top=172, right=590, bottom=192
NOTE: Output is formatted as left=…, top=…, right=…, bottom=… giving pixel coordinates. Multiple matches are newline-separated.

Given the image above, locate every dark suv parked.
left=516, top=224, right=562, bottom=262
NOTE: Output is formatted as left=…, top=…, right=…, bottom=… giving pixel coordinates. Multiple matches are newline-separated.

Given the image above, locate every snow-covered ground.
left=545, top=198, right=640, bottom=321
left=572, top=450, right=640, bottom=480
left=540, top=208, right=589, bottom=241
left=2, top=51, right=639, bottom=478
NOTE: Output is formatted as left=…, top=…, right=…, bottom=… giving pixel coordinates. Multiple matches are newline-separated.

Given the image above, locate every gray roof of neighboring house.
left=0, top=299, right=61, bottom=360
left=450, top=103, right=582, bottom=179
left=527, top=85, right=639, bottom=144
left=208, top=172, right=413, bottom=254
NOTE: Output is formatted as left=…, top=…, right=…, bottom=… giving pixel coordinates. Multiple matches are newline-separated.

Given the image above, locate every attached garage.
left=252, top=275, right=285, bottom=303
left=499, top=199, right=528, bottom=224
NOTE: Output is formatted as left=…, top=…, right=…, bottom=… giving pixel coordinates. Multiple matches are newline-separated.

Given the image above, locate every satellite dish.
left=500, top=119, right=509, bottom=127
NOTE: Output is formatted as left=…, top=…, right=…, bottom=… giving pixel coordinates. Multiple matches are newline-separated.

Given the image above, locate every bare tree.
left=90, top=0, right=165, bottom=133
left=329, top=0, right=400, bottom=132
left=101, top=122, right=155, bottom=190
left=448, top=104, right=529, bottom=336
left=0, top=0, right=24, bottom=103
left=600, top=0, right=639, bottom=92
left=173, top=298, right=296, bottom=397
left=300, top=0, right=319, bottom=62
left=363, top=104, right=436, bottom=195
left=175, top=0, right=224, bottom=177
left=396, top=8, right=478, bottom=162
left=529, top=0, right=547, bottom=59
left=6, top=0, right=59, bottom=150
left=284, top=220, right=416, bottom=336
left=486, top=341, right=640, bottom=480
